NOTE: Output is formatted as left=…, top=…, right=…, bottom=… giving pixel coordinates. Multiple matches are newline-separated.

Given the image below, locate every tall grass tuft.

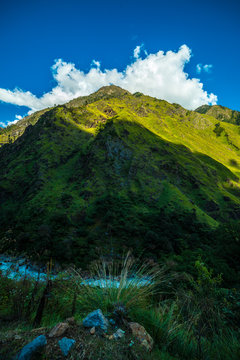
left=130, top=304, right=198, bottom=359
left=62, top=252, right=166, bottom=314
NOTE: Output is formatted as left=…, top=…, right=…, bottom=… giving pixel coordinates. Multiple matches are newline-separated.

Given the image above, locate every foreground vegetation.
left=0, top=254, right=239, bottom=359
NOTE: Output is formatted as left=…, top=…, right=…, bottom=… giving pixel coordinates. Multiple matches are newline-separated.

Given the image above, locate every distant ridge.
left=195, top=104, right=240, bottom=125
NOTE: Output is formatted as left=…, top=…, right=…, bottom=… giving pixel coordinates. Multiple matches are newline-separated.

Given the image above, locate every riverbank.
left=0, top=254, right=152, bottom=288
left=0, top=254, right=240, bottom=359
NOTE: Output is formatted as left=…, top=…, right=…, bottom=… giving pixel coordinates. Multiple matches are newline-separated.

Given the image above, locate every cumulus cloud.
left=0, top=45, right=217, bottom=126
left=196, top=63, right=213, bottom=74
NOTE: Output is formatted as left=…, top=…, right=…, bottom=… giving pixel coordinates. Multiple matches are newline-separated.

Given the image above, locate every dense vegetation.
left=0, top=86, right=240, bottom=283
left=0, top=255, right=239, bottom=359
left=0, top=86, right=240, bottom=359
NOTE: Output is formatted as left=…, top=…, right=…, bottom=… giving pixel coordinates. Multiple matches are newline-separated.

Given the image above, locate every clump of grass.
left=130, top=304, right=198, bottom=359
left=62, top=252, right=166, bottom=314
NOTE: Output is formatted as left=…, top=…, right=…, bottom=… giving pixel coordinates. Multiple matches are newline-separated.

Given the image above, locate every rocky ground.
left=0, top=308, right=157, bottom=360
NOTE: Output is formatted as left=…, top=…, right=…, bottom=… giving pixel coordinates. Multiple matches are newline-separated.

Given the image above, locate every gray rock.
left=113, top=328, right=125, bottom=339
left=58, top=337, right=76, bottom=356
left=16, top=335, right=46, bottom=360
left=48, top=322, right=69, bottom=337
left=83, top=309, right=109, bottom=332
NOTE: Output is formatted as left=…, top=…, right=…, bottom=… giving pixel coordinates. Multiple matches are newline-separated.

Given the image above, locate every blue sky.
left=0, top=0, right=239, bottom=126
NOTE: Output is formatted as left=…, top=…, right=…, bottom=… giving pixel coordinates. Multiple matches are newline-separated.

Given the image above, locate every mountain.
left=0, top=108, right=51, bottom=146
left=0, top=86, right=240, bottom=279
left=0, top=86, right=130, bottom=146
left=195, top=104, right=240, bottom=125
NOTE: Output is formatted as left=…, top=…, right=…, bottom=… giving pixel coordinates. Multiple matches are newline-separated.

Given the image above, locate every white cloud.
left=133, top=45, right=142, bottom=59
left=0, top=45, right=217, bottom=126
left=203, top=64, right=213, bottom=73
left=0, top=115, right=23, bottom=128
left=133, top=44, right=147, bottom=59
left=196, top=63, right=213, bottom=74
left=196, top=64, right=202, bottom=74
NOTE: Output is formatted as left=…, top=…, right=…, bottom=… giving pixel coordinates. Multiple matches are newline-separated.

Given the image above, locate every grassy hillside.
left=0, top=86, right=240, bottom=280
left=0, top=108, right=51, bottom=146
left=195, top=104, right=240, bottom=125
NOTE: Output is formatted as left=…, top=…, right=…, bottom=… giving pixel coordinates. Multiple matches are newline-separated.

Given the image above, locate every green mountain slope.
left=195, top=104, right=240, bottom=125
left=0, top=86, right=129, bottom=146
left=0, top=108, right=51, bottom=146
left=0, top=86, right=240, bottom=278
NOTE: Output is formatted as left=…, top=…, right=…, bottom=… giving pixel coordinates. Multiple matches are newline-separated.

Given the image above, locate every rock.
left=109, top=318, right=116, bottom=325
left=14, top=335, right=22, bottom=340
left=113, top=328, right=125, bottom=339
left=48, top=322, right=69, bottom=338
left=16, top=335, right=47, bottom=360
left=65, top=317, right=75, bottom=325
left=129, top=322, right=154, bottom=352
left=129, top=340, right=134, bottom=347
left=31, top=327, right=46, bottom=333
left=58, top=337, right=75, bottom=356
left=90, top=327, right=95, bottom=335
left=83, top=309, right=109, bottom=332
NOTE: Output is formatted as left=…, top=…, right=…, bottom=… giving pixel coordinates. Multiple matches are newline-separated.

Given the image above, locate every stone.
left=83, top=309, right=109, bottom=332
left=48, top=322, right=69, bottom=338
left=129, top=340, right=134, bottom=347
left=113, top=328, right=125, bottom=339
left=109, top=318, right=116, bottom=325
left=16, top=335, right=47, bottom=360
left=65, top=317, right=75, bottom=325
left=58, top=337, right=76, bottom=356
left=90, top=327, right=95, bottom=335
left=31, top=327, right=46, bottom=333
left=129, top=322, right=154, bottom=352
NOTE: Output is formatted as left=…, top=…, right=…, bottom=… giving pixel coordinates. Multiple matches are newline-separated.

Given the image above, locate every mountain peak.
left=66, top=85, right=130, bottom=108
left=94, top=85, right=130, bottom=96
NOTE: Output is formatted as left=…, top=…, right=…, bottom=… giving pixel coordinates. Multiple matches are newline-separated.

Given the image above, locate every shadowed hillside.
left=0, top=86, right=240, bottom=280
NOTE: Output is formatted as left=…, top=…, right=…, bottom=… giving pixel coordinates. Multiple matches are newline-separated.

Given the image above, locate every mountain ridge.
left=1, top=85, right=240, bottom=145
left=195, top=104, right=240, bottom=125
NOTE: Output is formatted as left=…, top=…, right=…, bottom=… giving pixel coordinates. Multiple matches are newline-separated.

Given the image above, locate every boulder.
left=48, top=322, right=69, bottom=338
left=58, top=337, right=76, bottom=356
left=83, top=309, right=109, bottom=332
left=129, top=322, right=153, bottom=351
left=16, top=335, right=47, bottom=360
